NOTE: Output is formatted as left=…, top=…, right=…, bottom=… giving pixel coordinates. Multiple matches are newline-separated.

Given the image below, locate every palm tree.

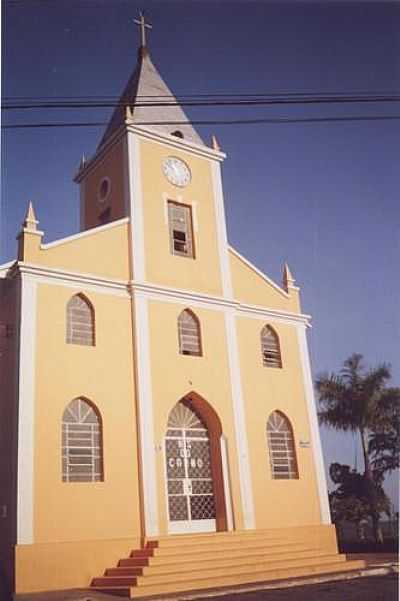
left=316, top=353, right=398, bottom=544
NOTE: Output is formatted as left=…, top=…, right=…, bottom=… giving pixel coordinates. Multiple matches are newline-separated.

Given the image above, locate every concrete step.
left=134, top=554, right=347, bottom=586
left=91, top=559, right=365, bottom=598
left=135, top=539, right=309, bottom=559
left=146, top=531, right=286, bottom=548
left=143, top=551, right=345, bottom=575
left=106, top=567, right=144, bottom=577
left=118, top=546, right=321, bottom=569
left=130, top=559, right=366, bottom=597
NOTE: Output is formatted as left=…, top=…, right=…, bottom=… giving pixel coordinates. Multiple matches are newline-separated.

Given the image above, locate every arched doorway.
left=165, top=393, right=227, bottom=534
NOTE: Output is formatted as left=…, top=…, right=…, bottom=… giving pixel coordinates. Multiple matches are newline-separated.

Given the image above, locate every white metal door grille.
left=165, top=403, right=216, bottom=531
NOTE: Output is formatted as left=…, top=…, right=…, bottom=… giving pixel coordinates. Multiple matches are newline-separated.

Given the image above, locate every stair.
left=90, top=530, right=366, bottom=598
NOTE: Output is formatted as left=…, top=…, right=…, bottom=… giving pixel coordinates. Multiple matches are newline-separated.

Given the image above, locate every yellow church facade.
left=1, top=35, right=363, bottom=598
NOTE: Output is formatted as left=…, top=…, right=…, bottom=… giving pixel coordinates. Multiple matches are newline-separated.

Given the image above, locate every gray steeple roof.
left=98, top=47, right=204, bottom=149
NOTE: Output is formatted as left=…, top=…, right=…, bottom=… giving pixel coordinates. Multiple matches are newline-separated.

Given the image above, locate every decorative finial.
left=125, top=105, right=133, bottom=121
left=211, top=134, right=221, bottom=151
left=23, top=201, right=39, bottom=231
left=79, top=154, right=86, bottom=170
left=283, top=262, right=296, bottom=291
left=134, top=10, right=152, bottom=48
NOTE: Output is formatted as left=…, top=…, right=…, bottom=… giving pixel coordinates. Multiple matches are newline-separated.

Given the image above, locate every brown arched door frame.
left=180, top=391, right=228, bottom=532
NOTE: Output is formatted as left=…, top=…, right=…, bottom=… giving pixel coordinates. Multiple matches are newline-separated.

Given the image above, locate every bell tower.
left=75, top=15, right=232, bottom=298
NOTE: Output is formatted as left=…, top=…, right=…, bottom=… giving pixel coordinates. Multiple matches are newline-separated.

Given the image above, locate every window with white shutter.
left=178, top=309, right=202, bottom=356
left=261, top=325, right=282, bottom=368
left=168, top=201, right=195, bottom=258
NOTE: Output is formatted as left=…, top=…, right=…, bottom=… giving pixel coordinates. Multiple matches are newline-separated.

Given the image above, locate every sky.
left=2, top=1, right=399, bottom=508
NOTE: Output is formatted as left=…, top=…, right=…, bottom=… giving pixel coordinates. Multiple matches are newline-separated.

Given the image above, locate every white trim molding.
left=220, top=435, right=234, bottom=531
left=13, top=263, right=129, bottom=297
left=133, top=293, right=159, bottom=536
left=127, top=132, right=146, bottom=281
left=224, top=310, right=255, bottom=529
left=127, top=124, right=226, bottom=163
left=211, top=162, right=233, bottom=299
left=296, top=324, right=331, bottom=524
left=131, top=280, right=311, bottom=327
left=17, top=274, right=37, bottom=543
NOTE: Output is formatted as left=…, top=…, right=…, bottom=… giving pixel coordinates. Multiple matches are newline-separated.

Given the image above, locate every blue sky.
left=2, top=0, right=399, bottom=507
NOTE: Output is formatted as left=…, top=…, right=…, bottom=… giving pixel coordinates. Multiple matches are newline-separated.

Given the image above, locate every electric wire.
left=2, top=93, right=400, bottom=110
left=3, top=115, right=400, bottom=130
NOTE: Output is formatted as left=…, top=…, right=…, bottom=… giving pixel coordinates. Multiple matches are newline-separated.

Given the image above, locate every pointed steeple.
left=283, top=262, right=296, bottom=292
left=23, top=201, right=39, bottom=231
left=98, top=23, right=204, bottom=149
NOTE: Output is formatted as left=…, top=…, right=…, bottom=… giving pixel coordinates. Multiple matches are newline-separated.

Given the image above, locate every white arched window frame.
left=266, top=411, right=299, bottom=479
left=62, top=398, right=103, bottom=482
left=261, top=325, right=282, bottom=368
left=178, top=309, right=202, bottom=356
left=66, top=294, right=95, bottom=346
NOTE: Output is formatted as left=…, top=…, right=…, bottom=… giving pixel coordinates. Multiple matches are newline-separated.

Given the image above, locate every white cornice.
left=40, top=217, right=129, bottom=249
left=9, top=262, right=129, bottom=296
left=6, top=263, right=311, bottom=325
left=131, top=281, right=311, bottom=326
left=126, top=124, right=226, bottom=162
left=228, top=246, right=290, bottom=299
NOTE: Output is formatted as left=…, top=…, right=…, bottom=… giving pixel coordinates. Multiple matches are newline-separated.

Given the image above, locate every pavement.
left=12, top=554, right=399, bottom=601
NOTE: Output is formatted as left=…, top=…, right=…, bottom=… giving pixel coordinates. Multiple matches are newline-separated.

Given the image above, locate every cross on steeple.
left=134, top=11, right=152, bottom=48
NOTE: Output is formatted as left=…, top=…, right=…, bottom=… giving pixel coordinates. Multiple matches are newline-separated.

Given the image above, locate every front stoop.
left=90, top=531, right=366, bottom=598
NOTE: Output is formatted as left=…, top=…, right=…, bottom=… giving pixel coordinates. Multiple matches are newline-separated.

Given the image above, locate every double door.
left=165, top=425, right=216, bottom=533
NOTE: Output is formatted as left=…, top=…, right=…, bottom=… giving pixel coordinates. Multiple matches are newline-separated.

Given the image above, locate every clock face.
left=162, top=157, right=191, bottom=187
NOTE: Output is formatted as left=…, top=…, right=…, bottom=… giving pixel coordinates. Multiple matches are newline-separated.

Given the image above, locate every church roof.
left=98, top=47, right=204, bottom=149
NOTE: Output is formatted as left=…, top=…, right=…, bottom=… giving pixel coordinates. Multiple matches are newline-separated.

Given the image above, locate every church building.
left=0, top=16, right=364, bottom=598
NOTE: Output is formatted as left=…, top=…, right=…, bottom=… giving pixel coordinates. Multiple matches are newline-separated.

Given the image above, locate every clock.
left=162, top=157, right=191, bottom=187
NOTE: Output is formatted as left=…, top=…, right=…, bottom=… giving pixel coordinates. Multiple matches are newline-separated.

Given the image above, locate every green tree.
left=328, top=463, right=390, bottom=539
left=316, top=353, right=400, bottom=544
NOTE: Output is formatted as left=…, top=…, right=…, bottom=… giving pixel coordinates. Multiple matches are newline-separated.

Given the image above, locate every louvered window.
left=178, top=309, right=202, bottom=356
left=62, top=398, right=103, bottom=482
left=168, top=201, right=194, bottom=258
left=261, top=325, right=282, bottom=368
left=267, top=411, right=298, bottom=479
left=66, top=294, right=95, bottom=346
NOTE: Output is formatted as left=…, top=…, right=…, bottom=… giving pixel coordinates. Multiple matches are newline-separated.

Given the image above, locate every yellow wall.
left=81, top=139, right=126, bottom=229
left=236, top=316, right=321, bottom=527
left=33, top=283, right=141, bottom=543
left=147, top=299, right=245, bottom=532
left=15, top=538, right=141, bottom=593
left=20, top=221, right=130, bottom=281
left=139, top=140, right=224, bottom=295
left=229, top=250, right=301, bottom=313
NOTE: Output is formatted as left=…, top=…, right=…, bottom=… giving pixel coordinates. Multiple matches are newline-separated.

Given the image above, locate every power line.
left=3, top=115, right=400, bottom=130
left=2, top=94, right=400, bottom=111
left=3, top=89, right=400, bottom=101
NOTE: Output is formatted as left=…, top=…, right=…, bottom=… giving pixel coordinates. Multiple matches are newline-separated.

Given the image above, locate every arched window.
left=266, top=411, right=298, bottom=479
left=66, top=294, right=95, bottom=346
left=261, top=325, right=282, bottom=368
left=62, top=398, right=103, bottom=482
left=178, top=309, right=202, bottom=356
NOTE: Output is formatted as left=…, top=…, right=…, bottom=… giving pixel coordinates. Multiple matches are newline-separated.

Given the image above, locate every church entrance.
left=165, top=400, right=217, bottom=534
